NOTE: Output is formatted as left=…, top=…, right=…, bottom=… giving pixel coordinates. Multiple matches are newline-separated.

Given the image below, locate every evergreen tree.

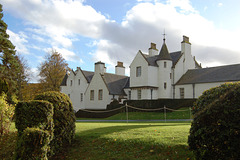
left=0, top=4, right=20, bottom=95
left=38, top=49, right=69, bottom=92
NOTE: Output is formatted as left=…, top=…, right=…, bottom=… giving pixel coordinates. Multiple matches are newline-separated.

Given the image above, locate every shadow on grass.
left=50, top=123, right=194, bottom=160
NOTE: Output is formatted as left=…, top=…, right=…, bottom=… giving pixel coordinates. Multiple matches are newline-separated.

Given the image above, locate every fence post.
left=126, top=102, right=128, bottom=124
left=164, top=105, right=166, bottom=123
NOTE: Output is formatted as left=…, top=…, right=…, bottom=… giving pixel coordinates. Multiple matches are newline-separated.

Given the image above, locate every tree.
left=15, top=55, right=30, bottom=100
left=38, top=50, right=69, bottom=92
left=0, top=4, right=21, bottom=97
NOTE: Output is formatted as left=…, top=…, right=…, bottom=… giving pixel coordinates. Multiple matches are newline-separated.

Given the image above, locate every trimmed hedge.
left=15, top=128, right=51, bottom=160
left=15, top=100, right=54, bottom=159
left=188, top=82, right=240, bottom=159
left=75, top=99, right=195, bottom=118
left=125, top=99, right=195, bottom=112
left=34, top=91, right=76, bottom=155
left=15, top=101, right=54, bottom=136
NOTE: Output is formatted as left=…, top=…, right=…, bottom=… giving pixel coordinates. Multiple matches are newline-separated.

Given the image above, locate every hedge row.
left=75, top=99, right=195, bottom=118
left=15, top=91, right=76, bottom=159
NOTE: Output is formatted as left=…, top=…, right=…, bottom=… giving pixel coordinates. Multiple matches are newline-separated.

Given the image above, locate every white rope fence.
left=78, top=103, right=192, bottom=122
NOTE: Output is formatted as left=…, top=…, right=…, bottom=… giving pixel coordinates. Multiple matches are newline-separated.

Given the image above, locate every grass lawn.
left=1, top=121, right=194, bottom=160
left=51, top=122, right=194, bottom=160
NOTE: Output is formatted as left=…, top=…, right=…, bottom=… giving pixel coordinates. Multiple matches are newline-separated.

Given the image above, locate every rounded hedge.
left=188, top=82, right=240, bottom=159
left=34, top=91, right=76, bottom=155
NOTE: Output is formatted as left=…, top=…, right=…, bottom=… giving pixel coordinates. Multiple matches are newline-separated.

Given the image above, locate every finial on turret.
left=162, top=29, right=166, bottom=43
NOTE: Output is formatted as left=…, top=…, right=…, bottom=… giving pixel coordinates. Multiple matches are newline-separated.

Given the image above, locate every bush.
left=0, top=93, right=15, bottom=137
left=15, top=100, right=54, bottom=159
left=34, top=91, right=76, bottom=155
left=188, top=82, right=240, bottom=159
left=15, top=101, right=54, bottom=136
left=0, top=79, right=8, bottom=95
left=15, top=127, right=51, bottom=160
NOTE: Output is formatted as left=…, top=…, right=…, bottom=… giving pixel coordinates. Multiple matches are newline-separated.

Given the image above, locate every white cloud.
left=2, top=0, right=240, bottom=74
left=45, top=47, right=83, bottom=64
left=218, top=3, right=223, bottom=7
left=7, top=30, right=30, bottom=55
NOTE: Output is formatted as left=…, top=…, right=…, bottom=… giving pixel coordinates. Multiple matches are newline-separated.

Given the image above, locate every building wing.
left=176, top=64, right=240, bottom=85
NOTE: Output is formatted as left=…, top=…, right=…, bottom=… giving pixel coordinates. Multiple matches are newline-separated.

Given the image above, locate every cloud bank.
left=2, top=0, right=240, bottom=74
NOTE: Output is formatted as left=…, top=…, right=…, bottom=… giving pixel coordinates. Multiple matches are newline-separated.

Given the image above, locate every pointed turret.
left=156, top=42, right=172, bottom=61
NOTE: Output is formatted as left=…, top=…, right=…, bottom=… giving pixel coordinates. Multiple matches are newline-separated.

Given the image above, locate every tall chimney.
left=95, top=61, right=105, bottom=75
left=148, top=42, right=158, bottom=56
left=115, top=61, right=125, bottom=76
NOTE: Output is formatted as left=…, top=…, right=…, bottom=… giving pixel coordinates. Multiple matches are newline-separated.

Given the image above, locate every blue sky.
left=1, top=0, right=240, bottom=82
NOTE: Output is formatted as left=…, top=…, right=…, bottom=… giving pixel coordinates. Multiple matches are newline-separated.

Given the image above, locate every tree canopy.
left=38, top=50, right=69, bottom=91
left=0, top=4, right=20, bottom=96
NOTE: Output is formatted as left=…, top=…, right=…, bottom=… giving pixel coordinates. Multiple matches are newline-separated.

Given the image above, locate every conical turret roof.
left=156, top=42, right=172, bottom=61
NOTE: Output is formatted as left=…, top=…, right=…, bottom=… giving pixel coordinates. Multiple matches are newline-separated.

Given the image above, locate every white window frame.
left=137, top=89, right=141, bottom=100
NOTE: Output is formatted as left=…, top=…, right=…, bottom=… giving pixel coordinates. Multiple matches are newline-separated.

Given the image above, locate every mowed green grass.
left=51, top=122, right=194, bottom=160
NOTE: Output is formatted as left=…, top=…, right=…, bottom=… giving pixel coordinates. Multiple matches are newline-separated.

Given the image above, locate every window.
left=136, top=66, right=141, bottom=77
left=164, top=82, right=167, bottom=89
left=78, top=79, right=80, bottom=85
left=98, top=89, right=103, bottom=100
left=128, top=91, right=131, bottom=100
left=137, top=89, right=141, bottom=100
left=90, top=90, right=94, bottom=100
left=180, top=88, right=184, bottom=99
left=80, top=93, right=83, bottom=102
left=170, top=73, right=172, bottom=79
left=70, top=80, right=73, bottom=86
left=68, top=94, right=70, bottom=98
left=164, top=62, right=167, bottom=68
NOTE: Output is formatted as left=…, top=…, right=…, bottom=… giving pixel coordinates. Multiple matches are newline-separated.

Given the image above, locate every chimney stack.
left=115, top=61, right=125, bottom=76
left=95, top=61, right=105, bottom=75
left=148, top=42, right=158, bottom=56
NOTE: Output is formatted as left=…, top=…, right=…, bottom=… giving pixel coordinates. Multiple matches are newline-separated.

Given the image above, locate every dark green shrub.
left=0, top=79, right=9, bottom=95
left=15, top=101, right=54, bottom=136
left=34, top=91, right=76, bottom=155
left=15, top=100, right=54, bottom=159
left=15, top=127, right=51, bottom=160
left=188, top=82, right=240, bottom=160
left=107, top=99, right=121, bottom=110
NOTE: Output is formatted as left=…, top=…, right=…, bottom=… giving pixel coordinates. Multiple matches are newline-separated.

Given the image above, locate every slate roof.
left=82, top=70, right=94, bottom=83
left=143, top=51, right=182, bottom=67
left=60, top=74, right=68, bottom=86
left=176, top=64, right=240, bottom=85
left=101, top=73, right=129, bottom=95
left=156, top=43, right=172, bottom=61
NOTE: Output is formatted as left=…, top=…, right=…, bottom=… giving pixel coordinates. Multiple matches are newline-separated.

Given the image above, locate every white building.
left=61, top=35, right=240, bottom=111
left=60, top=61, right=129, bottom=111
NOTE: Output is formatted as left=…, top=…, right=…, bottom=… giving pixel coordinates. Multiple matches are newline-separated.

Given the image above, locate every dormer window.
left=136, top=66, right=141, bottom=77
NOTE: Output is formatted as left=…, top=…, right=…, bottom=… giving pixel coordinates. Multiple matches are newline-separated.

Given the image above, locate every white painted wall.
left=60, top=69, right=89, bottom=111
left=175, top=81, right=239, bottom=99
left=130, top=51, right=149, bottom=87
left=157, top=60, right=172, bottom=98
left=85, top=73, right=111, bottom=110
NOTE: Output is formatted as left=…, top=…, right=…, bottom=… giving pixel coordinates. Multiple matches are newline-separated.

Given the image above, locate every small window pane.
left=136, top=66, right=141, bottom=77
left=90, top=90, right=94, bottom=100
left=98, top=89, right=103, bottom=100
